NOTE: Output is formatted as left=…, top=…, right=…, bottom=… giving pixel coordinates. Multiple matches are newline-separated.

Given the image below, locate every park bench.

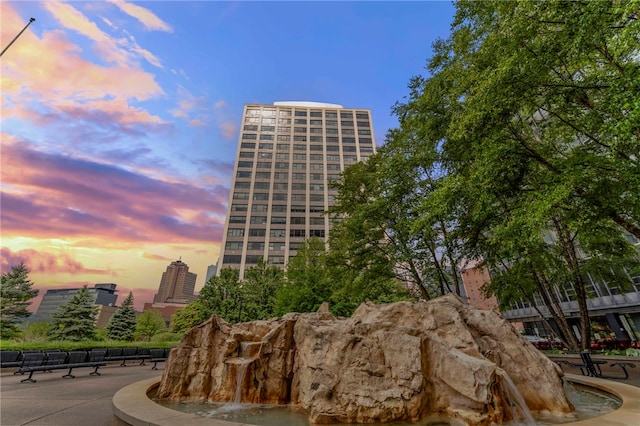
left=102, top=347, right=150, bottom=366
left=17, top=350, right=107, bottom=383
left=149, top=348, right=170, bottom=370
left=0, top=350, right=22, bottom=368
left=563, top=351, right=637, bottom=380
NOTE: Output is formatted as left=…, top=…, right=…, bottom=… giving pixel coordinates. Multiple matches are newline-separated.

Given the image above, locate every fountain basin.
left=112, top=374, right=640, bottom=426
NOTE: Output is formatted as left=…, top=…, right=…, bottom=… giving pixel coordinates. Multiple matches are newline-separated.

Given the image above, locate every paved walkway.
left=1, top=355, right=638, bottom=426
left=1, top=362, right=163, bottom=426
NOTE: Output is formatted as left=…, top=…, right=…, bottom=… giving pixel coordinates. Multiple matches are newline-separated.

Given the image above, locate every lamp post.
left=1, top=17, right=35, bottom=58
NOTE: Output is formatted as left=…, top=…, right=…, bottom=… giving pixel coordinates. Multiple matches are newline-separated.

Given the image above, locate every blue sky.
left=1, top=0, right=455, bottom=310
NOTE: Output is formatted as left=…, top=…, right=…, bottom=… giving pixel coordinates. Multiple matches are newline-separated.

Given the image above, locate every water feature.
left=496, top=368, right=536, bottom=425
left=153, top=381, right=621, bottom=426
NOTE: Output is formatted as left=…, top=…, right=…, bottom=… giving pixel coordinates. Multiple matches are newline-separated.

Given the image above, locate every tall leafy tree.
left=106, top=292, right=137, bottom=341
left=135, top=310, right=166, bottom=341
left=242, top=259, right=285, bottom=320
left=1, top=263, right=38, bottom=339
left=48, top=285, right=98, bottom=341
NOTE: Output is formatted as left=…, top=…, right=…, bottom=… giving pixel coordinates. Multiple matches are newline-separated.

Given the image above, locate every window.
left=311, top=173, right=324, bottom=180
left=309, top=206, right=325, bottom=213
left=261, top=118, right=275, bottom=125
left=326, top=120, right=338, bottom=126
left=340, top=112, right=353, bottom=119
left=239, top=151, right=254, bottom=158
left=249, top=229, right=266, bottom=237
left=252, top=204, right=268, bottom=212
left=357, top=121, right=370, bottom=128
left=257, top=162, right=272, bottom=168
left=268, top=256, right=285, bottom=264
left=310, top=154, right=323, bottom=160
left=246, top=116, right=260, bottom=123
left=310, top=111, right=322, bottom=117
left=275, top=162, right=289, bottom=169
left=278, top=118, right=291, bottom=124
left=291, top=205, right=305, bottom=212
left=247, top=242, right=264, bottom=250
left=276, top=142, right=290, bottom=149
left=358, top=129, right=371, bottom=135
left=231, top=204, right=248, bottom=211
left=310, top=229, right=325, bottom=238
left=359, top=138, right=373, bottom=145
left=279, top=110, right=292, bottom=117
left=290, top=217, right=305, bottom=225
left=326, top=128, right=338, bottom=134
left=310, top=217, right=325, bottom=225
left=360, top=147, right=373, bottom=153
left=259, top=143, right=273, bottom=149
left=273, top=182, right=288, bottom=190
left=255, top=172, right=271, bottom=179
left=292, top=183, right=306, bottom=190
left=277, top=136, right=290, bottom=142
left=235, top=181, right=250, bottom=189
left=327, top=164, right=341, bottom=170
left=241, top=143, right=256, bottom=149
left=310, top=194, right=324, bottom=201
left=294, top=136, right=307, bottom=142
left=356, top=113, right=369, bottom=120
left=290, top=229, right=306, bottom=238
left=309, top=145, right=323, bottom=151
left=259, top=135, right=273, bottom=142
left=310, top=136, right=323, bottom=142
left=310, top=127, right=323, bottom=133
left=254, top=182, right=270, bottom=190
left=253, top=193, right=269, bottom=200
left=269, top=242, right=285, bottom=251
left=326, top=137, right=339, bottom=143
left=271, top=216, right=286, bottom=224
left=294, top=119, right=307, bottom=125
left=261, top=125, right=275, bottom=132
left=272, top=193, right=287, bottom=200
left=259, top=152, right=273, bottom=159
left=327, top=155, right=340, bottom=160
left=292, top=173, right=306, bottom=180
left=310, top=184, right=324, bottom=191
left=295, top=111, right=307, bottom=117
left=270, top=229, right=286, bottom=237
left=344, top=146, right=356, bottom=152
left=279, top=127, right=291, bottom=133
left=233, top=192, right=249, bottom=200
left=293, top=162, right=306, bottom=170
left=225, top=241, right=243, bottom=250
left=343, top=137, right=356, bottom=143
left=326, top=145, right=339, bottom=151
left=272, top=205, right=287, bottom=212
left=293, top=144, right=306, bottom=151
left=293, top=153, right=307, bottom=160
left=289, top=242, right=301, bottom=250
left=245, top=255, right=261, bottom=264
left=274, top=172, right=288, bottom=179
left=227, top=229, right=244, bottom=237
left=294, top=127, right=307, bottom=133
left=310, top=120, right=323, bottom=125
left=276, top=153, right=289, bottom=159
left=342, top=128, right=355, bottom=135
left=242, top=133, right=257, bottom=139
left=250, top=216, right=267, bottom=224
left=238, top=161, right=253, bottom=168
left=244, top=125, right=258, bottom=131
left=341, top=121, right=354, bottom=127
left=327, top=173, right=340, bottom=181
left=344, top=155, right=357, bottom=162
left=291, top=194, right=306, bottom=201
left=223, top=255, right=241, bottom=264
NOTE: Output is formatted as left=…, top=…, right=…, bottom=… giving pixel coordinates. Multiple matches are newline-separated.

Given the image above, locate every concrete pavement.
left=1, top=362, right=162, bottom=426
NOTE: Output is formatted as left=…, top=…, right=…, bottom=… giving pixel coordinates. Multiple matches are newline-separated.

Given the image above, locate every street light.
left=1, top=17, right=35, bottom=58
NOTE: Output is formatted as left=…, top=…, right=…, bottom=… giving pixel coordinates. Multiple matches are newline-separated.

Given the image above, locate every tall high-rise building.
left=218, top=101, right=376, bottom=278
left=153, top=259, right=197, bottom=303
left=30, top=283, right=118, bottom=323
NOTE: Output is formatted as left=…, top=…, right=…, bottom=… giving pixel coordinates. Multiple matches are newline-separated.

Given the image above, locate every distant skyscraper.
left=30, top=283, right=118, bottom=323
left=153, top=260, right=197, bottom=303
left=218, top=101, right=376, bottom=278
left=205, top=264, right=218, bottom=283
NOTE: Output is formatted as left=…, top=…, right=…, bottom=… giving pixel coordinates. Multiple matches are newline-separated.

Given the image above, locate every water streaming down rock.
left=157, top=294, right=574, bottom=425
left=496, top=368, right=536, bottom=425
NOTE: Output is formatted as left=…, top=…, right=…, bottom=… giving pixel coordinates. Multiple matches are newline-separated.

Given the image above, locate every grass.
left=0, top=339, right=179, bottom=351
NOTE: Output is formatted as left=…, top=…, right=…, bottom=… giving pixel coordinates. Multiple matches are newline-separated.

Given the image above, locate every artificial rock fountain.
left=156, top=294, right=574, bottom=425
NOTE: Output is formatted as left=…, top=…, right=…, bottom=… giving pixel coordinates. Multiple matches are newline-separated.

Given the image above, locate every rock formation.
left=156, top=294, right=573, bottom=425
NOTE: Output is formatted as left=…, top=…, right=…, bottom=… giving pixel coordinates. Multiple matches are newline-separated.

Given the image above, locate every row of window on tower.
left=226, top=228, right=326, bottom=238
left=245, top=108, right=369, bottom=120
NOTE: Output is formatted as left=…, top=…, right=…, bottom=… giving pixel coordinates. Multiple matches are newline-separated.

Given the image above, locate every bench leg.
left=139, top=359, right=146, bottom=366
left=20, top=371, right=36, bottom=383
left=62, top=367, right=75, bottom=378
left=151, top=362, right=158, bottom=370
left=90, top=366, right=102, bottom=376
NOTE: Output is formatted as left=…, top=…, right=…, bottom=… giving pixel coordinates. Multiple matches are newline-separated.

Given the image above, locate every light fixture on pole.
left=1, top=17, right=35, bottom=58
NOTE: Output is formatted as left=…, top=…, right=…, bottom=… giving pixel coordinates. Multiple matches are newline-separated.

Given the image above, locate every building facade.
left=30, top=283, right=118, bottom=323
left=152, top=259, right=197, bottom=304
left=218, top=101, right=376, bottom=278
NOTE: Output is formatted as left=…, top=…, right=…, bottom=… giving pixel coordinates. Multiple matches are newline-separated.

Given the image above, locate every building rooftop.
left=273, top=101, right=343, bottom=108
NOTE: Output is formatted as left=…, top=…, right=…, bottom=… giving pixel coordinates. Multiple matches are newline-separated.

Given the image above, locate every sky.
left=1, top=0, right=456, bottom=312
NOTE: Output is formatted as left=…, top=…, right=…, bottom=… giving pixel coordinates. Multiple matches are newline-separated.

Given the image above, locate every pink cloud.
left=142, top=252, right=174, bottom=262
left=1, top=247, right=112, bottom=276
left=107, top=0, right=173, bottom=32
left=219, top=121, right=238, bottom=139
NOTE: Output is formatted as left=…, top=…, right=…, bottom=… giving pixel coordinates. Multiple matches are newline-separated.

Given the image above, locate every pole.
left=1, top=17, right=35, bottom=58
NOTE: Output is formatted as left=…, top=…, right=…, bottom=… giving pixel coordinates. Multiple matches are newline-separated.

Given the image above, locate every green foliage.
left=1, top=263, right=38, bottom=339
left=242, top=259, right=285, bottom=320
left=0, top=339, right=178, bottom=352
left=134, top=310, right=166, bottom=341
left=170, top=300, right=211, bottom=334
left=150, top=332, right=182, bottom=343
left=48, top=285, right=98, bottom=341
left=106, top=292, right=137, bottom=341
left=18, top=321, right=51, bottom=343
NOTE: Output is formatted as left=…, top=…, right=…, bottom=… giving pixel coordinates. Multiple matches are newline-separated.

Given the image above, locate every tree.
left=242, top=259, right=285, bottom=320
left=135, top=310, right=166, bottom=341
left=48, top=285, right=98, bottom=341
left=106, top=292, right=137, bottom=341
left=1, top=263, right=38, bottom=339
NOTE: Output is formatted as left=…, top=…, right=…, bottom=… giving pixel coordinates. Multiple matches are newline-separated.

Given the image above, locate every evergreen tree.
left=48, top=285, right=98, bottom=341
left=135, top=310, right=166, bottom=341
left=106, top=292, right=137, bottom=341
left=1, top=263, right=38, bottom=339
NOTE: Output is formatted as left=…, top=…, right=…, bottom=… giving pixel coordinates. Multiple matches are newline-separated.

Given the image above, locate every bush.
left=150, top=332, right=181, bottom=343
